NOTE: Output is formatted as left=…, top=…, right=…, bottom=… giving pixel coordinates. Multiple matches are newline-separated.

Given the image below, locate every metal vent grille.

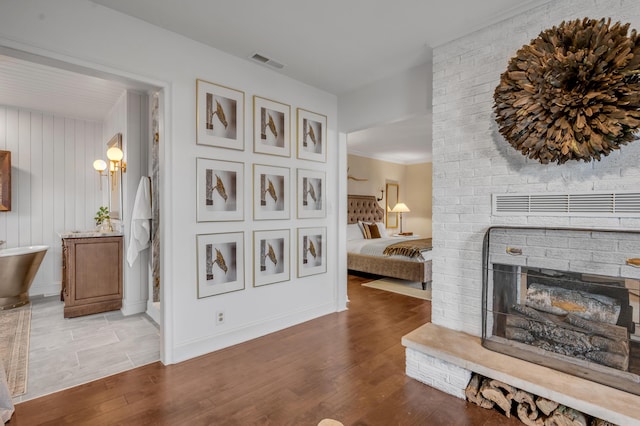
left=250, top=52, right=285, bottom=69
left=492, top=192, right=640, bottom=216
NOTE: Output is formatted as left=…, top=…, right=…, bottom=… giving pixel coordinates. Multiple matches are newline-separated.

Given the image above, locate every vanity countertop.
left=59, top=231, right=124, bottom=239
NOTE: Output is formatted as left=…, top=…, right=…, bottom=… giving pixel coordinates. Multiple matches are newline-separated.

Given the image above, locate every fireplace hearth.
left=482, top=227, right=640, bottom=395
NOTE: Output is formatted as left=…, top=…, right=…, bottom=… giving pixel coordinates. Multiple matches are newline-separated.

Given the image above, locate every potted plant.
left=94, top=206, right=113, bottom=232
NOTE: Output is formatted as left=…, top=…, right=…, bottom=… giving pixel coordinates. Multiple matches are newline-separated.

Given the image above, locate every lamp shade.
left=107, top=146, right=124, bottom=162
left=390, top=202, right=410, bottom=213
left=93, top=159, right=107, bottom=172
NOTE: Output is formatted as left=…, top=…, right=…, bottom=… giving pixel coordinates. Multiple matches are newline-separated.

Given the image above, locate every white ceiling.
left=348, top=114, right=432, bottom=164
left=90, top=0, right=549, bottom=95
left=0, top=1, right=549, bottom=159
left=0, top=53, right=133, bottom=122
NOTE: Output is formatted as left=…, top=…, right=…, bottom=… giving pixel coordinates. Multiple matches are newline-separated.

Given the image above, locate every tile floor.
left=13, top=296, right=160, bottom=403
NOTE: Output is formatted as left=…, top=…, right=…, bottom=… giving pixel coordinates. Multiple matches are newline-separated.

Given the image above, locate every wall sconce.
left=93, top=159, right=107, bottom=190
left=376, top=188, right=384, bottom=202
left=107, top=146, right=127, bottom=190
left=94, top=146, right=126, bottom=191
left=107, top=146, right=127, bottom=173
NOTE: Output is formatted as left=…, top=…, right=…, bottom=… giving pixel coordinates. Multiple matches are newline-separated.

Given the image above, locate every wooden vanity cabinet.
left=62, top=235, right=123, bottom=318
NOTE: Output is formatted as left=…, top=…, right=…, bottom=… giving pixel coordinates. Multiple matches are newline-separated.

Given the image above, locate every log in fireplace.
left=482, top=227, right=640, bottom=395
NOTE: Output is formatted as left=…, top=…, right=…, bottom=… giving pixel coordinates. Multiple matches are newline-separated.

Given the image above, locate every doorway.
left=0, top=46, right=167, bottom=400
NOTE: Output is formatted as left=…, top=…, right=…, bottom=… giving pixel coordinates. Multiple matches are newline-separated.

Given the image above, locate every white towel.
left=127, top=177, right=152, bottom=267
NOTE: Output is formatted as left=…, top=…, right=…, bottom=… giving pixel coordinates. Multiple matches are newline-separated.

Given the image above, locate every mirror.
left=0, top=150, right=11, bottom=211
left=385, top=182, right=398, bottom=228
left=107, top=133, right=123, bottom=221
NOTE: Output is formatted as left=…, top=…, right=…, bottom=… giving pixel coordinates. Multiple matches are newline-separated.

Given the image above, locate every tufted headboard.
left=347, top=194, right=385, bottom=224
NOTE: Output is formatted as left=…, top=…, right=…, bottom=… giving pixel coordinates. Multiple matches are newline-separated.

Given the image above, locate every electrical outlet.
left=216, top=311, right=225, bottom=325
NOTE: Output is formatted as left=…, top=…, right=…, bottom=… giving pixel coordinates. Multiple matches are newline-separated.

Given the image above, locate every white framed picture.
left=196, top=232, right=244, bottom=298
left=253, top=96, right=290, bottom=157
left=297, top=227, right=327, bottom=277
left=296, top=108, right=327, bottom=162
left=253, top=229, right=290, bottom=287
left=196, top=79, right=245, bottom=150
left=196, top=158, right=244, bottom=222
left=253, top=164, right=290, bottom=220
left=297, top=168, right=326, bottom=218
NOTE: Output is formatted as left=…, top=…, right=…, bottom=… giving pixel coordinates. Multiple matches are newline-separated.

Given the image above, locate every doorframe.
left=0, top=40, right=173, bottom=364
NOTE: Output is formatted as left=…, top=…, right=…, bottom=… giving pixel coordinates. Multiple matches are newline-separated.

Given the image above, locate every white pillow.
left=375, top=222, right=388, bottom=238
left=347, top=223, right=364, bottom=240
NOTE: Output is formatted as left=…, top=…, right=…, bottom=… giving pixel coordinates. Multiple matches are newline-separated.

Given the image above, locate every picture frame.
left=196, top=158, right=244, bottom=222
left=0, top=150, right=11, bottom=211
left=296, top=108, right=327, bottom=162
left=196, top=79, right=245, bottom=150
left=297, top=169, right=326, bottom=218
left=253, top=164, right=290, bottom=220
left=253, top=229, right=290, bottom=287
left=253, top=96, right=290, bottom=157
left=297, top=227, right=327, bottom=277
left=196, top=232, right=244, bottom=298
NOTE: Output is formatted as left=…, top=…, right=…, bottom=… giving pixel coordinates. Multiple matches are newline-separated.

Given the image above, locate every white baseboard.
left=146, top=300, right=160, bottom=324
left=29, top=282, right=61, bottom=298
left=172, top=302, right=335, bottom=363
left=121, top=299, right=147, bottom=316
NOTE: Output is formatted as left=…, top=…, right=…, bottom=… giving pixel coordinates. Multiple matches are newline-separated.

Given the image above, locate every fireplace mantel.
left=403, top=323, right=640, bottom=425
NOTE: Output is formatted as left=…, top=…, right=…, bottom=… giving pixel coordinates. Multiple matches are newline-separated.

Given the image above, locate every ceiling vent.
left=250, top=52, right=285, bottom=70
left=492, top=191, right=640, bottom=217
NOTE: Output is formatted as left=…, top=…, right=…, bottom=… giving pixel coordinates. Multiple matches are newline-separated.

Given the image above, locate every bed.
left=347, top=194, right=432, bottom=288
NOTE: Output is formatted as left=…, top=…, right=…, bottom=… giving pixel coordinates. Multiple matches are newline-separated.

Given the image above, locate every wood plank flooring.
left=10, top=274, right=520, bottom=425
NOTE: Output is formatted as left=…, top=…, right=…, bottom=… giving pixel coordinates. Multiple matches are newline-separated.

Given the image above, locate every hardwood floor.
left=10, top=274, right=520, bottom=425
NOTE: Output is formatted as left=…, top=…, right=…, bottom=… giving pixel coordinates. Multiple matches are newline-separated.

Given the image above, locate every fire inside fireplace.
left=482, top=227, right=640, bottom=395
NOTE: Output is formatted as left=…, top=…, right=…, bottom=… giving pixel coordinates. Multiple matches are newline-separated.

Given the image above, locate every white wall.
left=0, top=105, right=103, bottom=296
left=103, top=90, right=150, bottom=315
left=0, top=0, right=340, bottom=364
left=431, top=0, right=640, bottom=335
left=338, top=61, right=432, bottom=133
left=347, top=154, right=432, bottom=237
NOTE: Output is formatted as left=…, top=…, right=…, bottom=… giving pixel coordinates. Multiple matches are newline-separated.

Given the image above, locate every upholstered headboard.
left=347, top=194, right=385, bottom=224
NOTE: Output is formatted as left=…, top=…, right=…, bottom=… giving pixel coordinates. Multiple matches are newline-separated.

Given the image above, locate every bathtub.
left=0, top=245, right=48, bottom=310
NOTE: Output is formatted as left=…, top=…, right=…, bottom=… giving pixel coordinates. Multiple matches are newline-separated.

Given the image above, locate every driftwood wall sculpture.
left=494, top=18, right=640, bottom=164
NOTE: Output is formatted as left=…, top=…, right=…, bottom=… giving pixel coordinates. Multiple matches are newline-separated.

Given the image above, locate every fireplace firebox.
left=482, top=227, right=640, bottom=395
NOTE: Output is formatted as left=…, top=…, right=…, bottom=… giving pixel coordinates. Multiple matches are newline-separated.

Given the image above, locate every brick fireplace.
left=407, top=0, right=640, bottom=423
left=483, top=227, right=640, bottom=395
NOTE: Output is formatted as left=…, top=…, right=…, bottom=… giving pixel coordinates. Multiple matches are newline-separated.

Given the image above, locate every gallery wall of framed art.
left=194, top=78, right=333, bottom=300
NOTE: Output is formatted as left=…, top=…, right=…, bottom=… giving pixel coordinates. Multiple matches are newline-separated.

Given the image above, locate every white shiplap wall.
left=0, top=105, right=105, bottom=296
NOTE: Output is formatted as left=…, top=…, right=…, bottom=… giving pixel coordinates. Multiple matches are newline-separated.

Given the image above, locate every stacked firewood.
left=466, top=374, right=616, bottom=426
left=493, top=18, right=640, bottom=164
